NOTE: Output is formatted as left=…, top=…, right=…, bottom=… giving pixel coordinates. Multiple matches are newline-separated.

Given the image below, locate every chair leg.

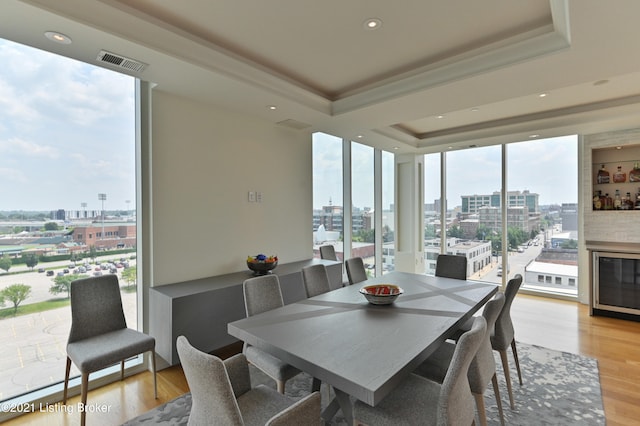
left=121, top=360, right=125, bottom=381
left=80, top=372, right=89, bottom=426
left=498, top=349, right=515, bottom=410
left=63, top=357, right=72, bottom=404
left=511, top=339, right=523, bottom=386
left=473, top=392, right=487, bottom=426
left=151, top=351, right=158, bottom=399
left=491, top=373, right=505, bottom=426
left=276, top=380, right=285, bottom=394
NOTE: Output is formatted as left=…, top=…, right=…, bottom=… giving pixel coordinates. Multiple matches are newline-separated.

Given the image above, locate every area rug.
left=122, top=342, right=604, bottom=425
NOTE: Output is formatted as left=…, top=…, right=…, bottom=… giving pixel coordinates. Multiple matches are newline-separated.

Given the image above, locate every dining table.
left=227, top=271, right=499, bottom=423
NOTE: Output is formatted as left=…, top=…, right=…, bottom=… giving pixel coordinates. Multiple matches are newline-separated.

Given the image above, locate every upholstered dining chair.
left=243, top=275, right=301, bottom=394
left=63, top=275, right=157, bottom=426
left=301, top=264, right=332, bottom=297
left=435, top=254, right=468, bottom=280
left=345, top=257, right=368, bottom=285
left=353, top=316, right=487, bottom=426
left=319, top=244, right=338, bottom=261
left=492, top=273, right=524, bottom=409
left=414, top=293, right=506, bottom=426
left=177, top=336, right=321, bottom=426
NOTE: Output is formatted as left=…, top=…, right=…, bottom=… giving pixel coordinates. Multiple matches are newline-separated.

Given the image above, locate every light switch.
left=256, top=192, right=263, bottom=203
left=248, top=191, right=256, bottom=202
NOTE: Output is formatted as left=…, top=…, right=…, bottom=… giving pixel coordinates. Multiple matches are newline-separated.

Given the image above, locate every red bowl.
left=359, top=284, right=403, bottom=304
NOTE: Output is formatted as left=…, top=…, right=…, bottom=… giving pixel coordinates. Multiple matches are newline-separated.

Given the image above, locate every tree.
left=44, top=222, right=60, bottom=231
left=424, top=224, right=437, bottom=239
left=0, top=254, right=12, bottom=273
left=561, top=239, right=578, bottom=249
left=448, top=225, right=464, bottom=238
left=1, top=284, right=31, bottom=314
left=24, top=253, right=39, bottom=270
left=50, top=274, right=88, bottom=299
left=89, top=245, right=97, bottom=260
left=121, top=266, right=137, bottom=287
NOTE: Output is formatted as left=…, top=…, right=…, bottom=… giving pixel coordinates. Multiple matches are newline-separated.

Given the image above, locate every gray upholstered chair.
left=492, top=274, right=524, bottom=409
left=435, top=254, right=468, bottom=280
left=243, top=275, right=301, bottom=394
left=301, top=264, right=331, bottom=297
left=345, top=257, right=368, bottom=285
left=353, top=316, right=487, bottom=426
left=176, top=335, right=321, bottom=426
left=63, top=275, right=157, bottom=426
left=415, top=293, right=506, bottom=426
left=319, top=244, right=338, bottom=261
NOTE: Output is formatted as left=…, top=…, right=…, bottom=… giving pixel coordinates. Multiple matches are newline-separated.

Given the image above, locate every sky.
left=0, top=38, right=136, bottom=212
left=314, top=133, right=578, bottom=210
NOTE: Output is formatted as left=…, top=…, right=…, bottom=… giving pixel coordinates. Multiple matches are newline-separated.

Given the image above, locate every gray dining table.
left=227, top=271, right=498, bottom=422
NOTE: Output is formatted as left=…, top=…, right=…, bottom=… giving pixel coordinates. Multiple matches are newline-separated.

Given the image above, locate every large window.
left=424, top=153, right=442, bottom=275
left=445, top=146, right=502, bottom=282
left=351, top=142, right=375, bottom=273
left=312, top=133, right=392, bottom=278
left=381, top=150, right=395, bottom=273
left=0, top=39, right=138, bottom=407
left=312, top=133, right=344, bottom=260
left=507, top=136, right=578, bottom=296
left=423, top=136, right=579, bottom=297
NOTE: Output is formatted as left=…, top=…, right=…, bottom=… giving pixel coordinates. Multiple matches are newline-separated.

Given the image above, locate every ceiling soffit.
left=97, top=0, right=568, bottom=117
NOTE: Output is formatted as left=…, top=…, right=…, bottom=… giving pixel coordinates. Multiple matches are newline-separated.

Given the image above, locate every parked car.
left=38, top=268, right=45, bottom=273
left=46, top=270, right=54, bottom=276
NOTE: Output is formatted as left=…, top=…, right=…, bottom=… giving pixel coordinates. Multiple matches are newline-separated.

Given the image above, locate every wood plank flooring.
left=5, top=294, right=640, bottom=425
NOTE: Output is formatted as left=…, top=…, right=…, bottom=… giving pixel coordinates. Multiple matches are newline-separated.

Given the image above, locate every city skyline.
left=0, top=38, right=136, bottom=211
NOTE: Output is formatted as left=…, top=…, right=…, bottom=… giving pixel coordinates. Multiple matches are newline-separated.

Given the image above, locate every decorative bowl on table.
left=359, top=284, right=404, bottom=305
left=247, top=254, right=278, bottom=276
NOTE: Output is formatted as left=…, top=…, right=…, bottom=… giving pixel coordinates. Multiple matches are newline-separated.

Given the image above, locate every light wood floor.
left=6, top=294, right=640, bottom=425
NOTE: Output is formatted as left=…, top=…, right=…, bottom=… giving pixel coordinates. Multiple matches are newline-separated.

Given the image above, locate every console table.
left=149, top=258, right=342, bottom=366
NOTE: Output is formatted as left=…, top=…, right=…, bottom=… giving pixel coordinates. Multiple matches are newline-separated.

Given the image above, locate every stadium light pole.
left=98, top=193, right=107, bottom=240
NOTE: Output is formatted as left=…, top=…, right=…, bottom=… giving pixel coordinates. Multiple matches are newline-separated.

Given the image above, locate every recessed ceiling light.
left=363, top=18, right=382, bottom=30
left=471, top=108, right=479, bottom=112
left=538, top=93, right=548, bottom=98
left=436, top=114, right=445, bottom=119
left=393, top=146, right=399, bottom=150
left=529, top=134, right=540, bottom=138
left=267, top=105, right=277, bottom=110
left=44, top=31, right=72, bottom=45
left=357, top=135, right=363, bottom=138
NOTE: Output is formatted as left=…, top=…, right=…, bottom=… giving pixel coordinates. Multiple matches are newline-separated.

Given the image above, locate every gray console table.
left=149, top=258, right=342, bottom=366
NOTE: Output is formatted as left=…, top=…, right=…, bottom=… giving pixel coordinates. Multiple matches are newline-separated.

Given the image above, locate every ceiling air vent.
left=97, top=50, right=147, bottom=73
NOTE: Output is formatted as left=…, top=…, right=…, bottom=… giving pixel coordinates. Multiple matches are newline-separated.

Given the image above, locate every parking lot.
left=0, top=255, right=138, bottom=400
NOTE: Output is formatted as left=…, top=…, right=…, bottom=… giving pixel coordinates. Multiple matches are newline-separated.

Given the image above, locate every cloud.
left=0, top=137, right=59, bottom=158
left=0, top=167, right=27, bottom=183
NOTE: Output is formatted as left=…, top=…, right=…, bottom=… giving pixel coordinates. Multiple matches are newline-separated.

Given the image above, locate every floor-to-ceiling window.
left=0, top=38, right=138, bottom=409
left=445, top=146, right=502, bottom=282
left=351, top=142, right=375, bottom=274
left=381, top=150, right=395, bottom=273
left=312, top=133, right=393, bottom=279
left=507, top=136, right=578, bottom=296
left=423, top=136, right=579, bottom=297
left=312, top=133, right=344, bottom=260
left=424, top=153, right=442, bottom=275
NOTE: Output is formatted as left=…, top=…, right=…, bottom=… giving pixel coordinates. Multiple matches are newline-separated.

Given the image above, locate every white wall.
left=150, top=91, right=312, bottom=286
